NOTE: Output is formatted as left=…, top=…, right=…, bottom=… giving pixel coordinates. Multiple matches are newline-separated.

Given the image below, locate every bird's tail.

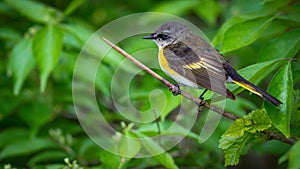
left=232, top=78, right=282, bottom=106
left=224, top=63, right=282, bottom=106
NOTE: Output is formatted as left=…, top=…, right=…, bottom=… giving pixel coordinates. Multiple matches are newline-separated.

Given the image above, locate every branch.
left=101, top=37, right=296, bottom=145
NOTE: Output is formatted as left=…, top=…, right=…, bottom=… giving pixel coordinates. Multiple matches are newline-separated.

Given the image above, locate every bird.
left=143, top=22, right=282, bottom=106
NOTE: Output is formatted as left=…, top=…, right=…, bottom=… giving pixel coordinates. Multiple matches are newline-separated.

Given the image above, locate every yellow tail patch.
left=232, top=80, right=262, bottom=97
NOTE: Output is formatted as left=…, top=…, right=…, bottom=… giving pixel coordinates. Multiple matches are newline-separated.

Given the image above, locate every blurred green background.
left=1, top=0, right=300, bottom=168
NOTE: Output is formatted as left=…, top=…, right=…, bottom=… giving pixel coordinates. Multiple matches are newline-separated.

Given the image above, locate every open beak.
left=143, top=34, right=156, bottom=39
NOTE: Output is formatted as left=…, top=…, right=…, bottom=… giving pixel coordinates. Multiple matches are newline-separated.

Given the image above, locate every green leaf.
left=0, top=27, right=22, bottom=42
left=212, top=0, right=283, bottom=50
left=276, top=3, right=300, bottom=24
left=63, top=22, right=140, bottom=74
left=259, top=29, right=300, bottom=62
left=4, top=0, right=60, bottom=23
left=99, top=150, right=123, bottom=169
left=0, top=128, right=28, bottom=148
left=62, top=30, right=82, bottom=49
left=279, top=150, right=289, bottom=165
left=78, top=139, right=102, bottom=161
left=292, top=61, right=300, bottom=83
left=28, top=150, right=67, bottom=166
left=221, top=16, right=274, bottom=53
left=152, top=152, right=178, bottom=169
left=220, top=133, right=253, bottom=166
left=221, top=109, right=271, bottom=138
left=64, top=0, right=84, bottom=15
left=0, top=90, right=22, bottom=118
left=219, top=109, right=271, bottom=166
left=44, top=164, right=65, bottom=169
left=243, top=109, right=272, bottom=133
left=8, top=38, right=35, bottom=95
left=52, top=50, right=77, bottom=82
left=260, top=20, right=288, bottom=38
left=264, top=62, right=293, bottom=137
left=0, top=138, right=57, bottom=159
left=261, top=0, right=291, bottom=13
left=213, top=16, right=248, bottom=50
left=288, top=141, right=300, bottom=169
left=132, top=131, right=179, bottom=169
left=33, top=25, right=64, bottom=92
left=194, top=0, right=220, bottom=25
left=152, top=1, right=198, bottom=16
left=61, top=23, right=93, bottom=46
left=114, top=135, right=141, bottom=158
left=62, top=23, right=113, bottom=61
left=18, top=100, right=52, bottom=137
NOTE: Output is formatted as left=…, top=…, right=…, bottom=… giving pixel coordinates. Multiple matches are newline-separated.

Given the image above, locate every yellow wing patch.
left=182, top=60, right=222, bottom=73
left=182, top=61, right=202, bottom=69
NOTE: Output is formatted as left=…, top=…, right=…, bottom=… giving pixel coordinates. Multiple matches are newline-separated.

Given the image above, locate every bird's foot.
left=170, top=84, right=181, bottom=96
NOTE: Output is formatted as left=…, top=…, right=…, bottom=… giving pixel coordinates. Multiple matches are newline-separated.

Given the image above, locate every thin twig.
left=101, top=37, right=296, bottom=145
left=262, top=131, right=296, bottom=145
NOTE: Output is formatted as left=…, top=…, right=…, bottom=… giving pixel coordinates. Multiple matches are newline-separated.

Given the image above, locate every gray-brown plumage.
left=163, top=41, right=234, bottom=99
left=143, top=22, right=282, bottom=106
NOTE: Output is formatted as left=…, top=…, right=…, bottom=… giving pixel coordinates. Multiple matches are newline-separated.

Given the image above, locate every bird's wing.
left=163, top=40, right=234, bottom=99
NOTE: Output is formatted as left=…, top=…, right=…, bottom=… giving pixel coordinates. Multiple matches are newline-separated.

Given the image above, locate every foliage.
left=219, top=109, right=272, bottom=166
left=0, top=0, right=299, bottom=168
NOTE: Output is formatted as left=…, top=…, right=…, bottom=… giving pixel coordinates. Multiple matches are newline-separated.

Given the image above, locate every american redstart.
left=143, top=22, right=282, bottom=106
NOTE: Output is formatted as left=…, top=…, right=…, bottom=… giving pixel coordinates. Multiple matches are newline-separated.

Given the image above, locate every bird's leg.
left=170, top=84, right=181, bottom=96
left=198, top=89, right=208, bottom=100
left=198, top=89, right=208, bottom=106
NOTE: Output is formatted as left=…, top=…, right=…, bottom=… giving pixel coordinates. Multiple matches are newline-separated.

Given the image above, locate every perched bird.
left=143, top=22, right=282, bottom=106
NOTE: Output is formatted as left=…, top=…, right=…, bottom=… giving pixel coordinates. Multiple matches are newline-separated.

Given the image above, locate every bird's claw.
left=170, top=84, right=181, bottom=96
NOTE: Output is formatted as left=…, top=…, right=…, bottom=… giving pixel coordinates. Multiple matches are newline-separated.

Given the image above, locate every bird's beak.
left=143, top=34, right=156, bottom=39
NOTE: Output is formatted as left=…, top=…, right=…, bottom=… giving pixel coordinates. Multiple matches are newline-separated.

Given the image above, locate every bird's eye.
left=158, top=34, right=169, bottom=40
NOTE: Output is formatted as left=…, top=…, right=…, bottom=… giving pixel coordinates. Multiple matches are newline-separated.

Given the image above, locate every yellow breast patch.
left=159, top=47, right=177, bottom=75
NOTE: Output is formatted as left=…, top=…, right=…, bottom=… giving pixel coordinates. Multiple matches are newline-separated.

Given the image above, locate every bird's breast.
left=158, top=47, right=198, bottom=88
